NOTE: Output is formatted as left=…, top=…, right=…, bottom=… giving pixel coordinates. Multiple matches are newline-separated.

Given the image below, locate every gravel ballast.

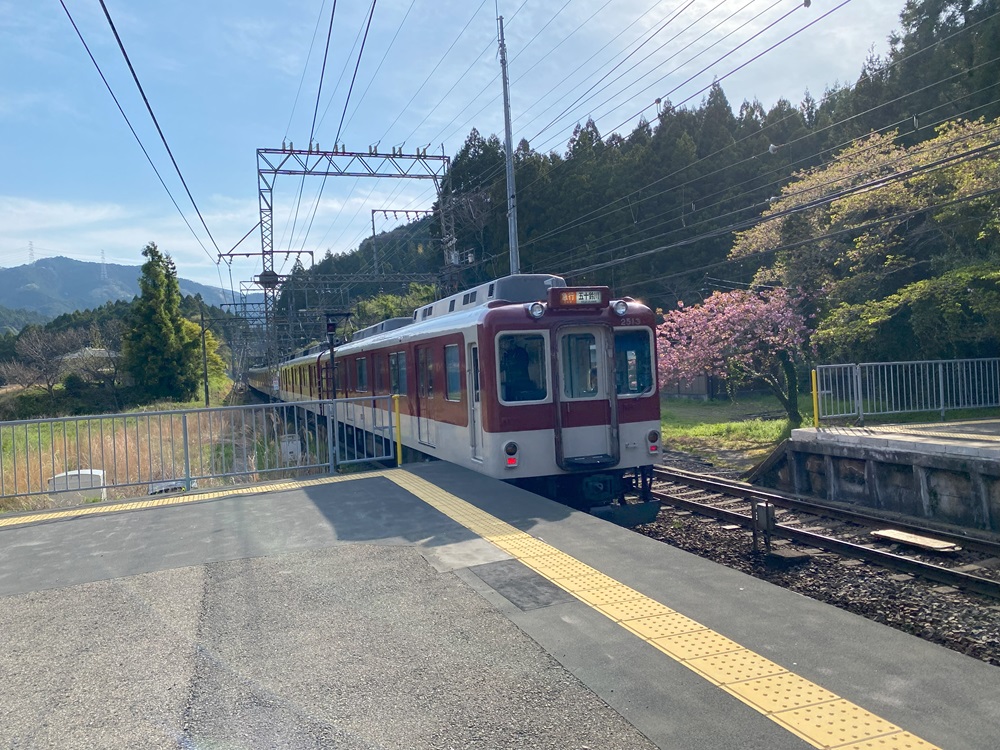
left=644, top=452, right=1000, bottom=668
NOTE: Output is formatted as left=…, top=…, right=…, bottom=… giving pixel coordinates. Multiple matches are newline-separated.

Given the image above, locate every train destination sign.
left=556, top=289, right=605, bottom=306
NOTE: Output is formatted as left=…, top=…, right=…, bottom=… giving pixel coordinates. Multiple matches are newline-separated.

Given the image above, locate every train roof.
left=351, top=317, right=414, bottom=342
left=347, top=274, right=567, bottom=343
left=412, top=274, right=566, bottom=322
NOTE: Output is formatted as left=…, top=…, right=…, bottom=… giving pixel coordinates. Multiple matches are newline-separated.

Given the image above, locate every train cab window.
left=444, top=345, right=461, bottom=401
left=614, top=330, right=654, bottom=396
left=498, top=334, right=547, bottom=403
left=389, top=352, right=408, bottom=395
left=561, top=333, right=600, bottom=399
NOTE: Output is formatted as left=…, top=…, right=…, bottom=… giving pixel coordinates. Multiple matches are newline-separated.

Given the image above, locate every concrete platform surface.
left=1, top=463, right=998, bottom=749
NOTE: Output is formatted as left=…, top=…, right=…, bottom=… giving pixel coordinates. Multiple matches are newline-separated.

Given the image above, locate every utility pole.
left=498, top=16, right=520, bottom=275
left=200, top=308, right=210, bottom=407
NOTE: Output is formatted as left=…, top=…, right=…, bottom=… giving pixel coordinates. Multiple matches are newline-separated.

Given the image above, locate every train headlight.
left=528, top=302, right=546, bottom=319
left=612, top=300, right=628, bottom=316
left=504, top=441, right=519, bottom=467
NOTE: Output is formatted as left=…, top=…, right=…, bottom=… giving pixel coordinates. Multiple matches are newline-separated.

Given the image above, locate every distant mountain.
left=0, top=257, right=253, bottom=318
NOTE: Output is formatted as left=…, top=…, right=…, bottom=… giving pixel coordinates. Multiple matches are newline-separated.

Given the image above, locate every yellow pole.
left=811, top=369, right=820, bottom=428
left=393, top=394, right=403, bottom=466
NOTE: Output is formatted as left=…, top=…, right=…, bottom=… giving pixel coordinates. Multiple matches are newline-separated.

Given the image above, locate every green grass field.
left=659, top=394, right=799, bottom=471
left=661, top=391, right=1000, bottom=472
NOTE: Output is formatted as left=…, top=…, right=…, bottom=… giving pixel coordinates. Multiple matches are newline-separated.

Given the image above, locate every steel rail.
left=655, top=466, right=1000, bottom=556
left=650, top=485, right=1000, bottom=601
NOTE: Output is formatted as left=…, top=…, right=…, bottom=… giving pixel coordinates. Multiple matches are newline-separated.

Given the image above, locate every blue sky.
left=0, top=0, right=904, bottom=293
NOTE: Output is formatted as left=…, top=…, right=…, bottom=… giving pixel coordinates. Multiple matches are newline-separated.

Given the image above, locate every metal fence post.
left=326, top=401, right=336, bottom=473
left=811, top=369, right=820, bottom=427
left=181, top=413, right=192, bottom=491
left=853, top=364, right=864, bottom=425
left=393, top=394, right=402, bottom=466
left=938, top=361, right=946, bottom=419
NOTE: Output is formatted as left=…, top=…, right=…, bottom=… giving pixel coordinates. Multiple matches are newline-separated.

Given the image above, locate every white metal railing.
left=0, top=397, right=397, bottom=511
left=815, top=358, right=1000, bottom=422
left=328, top=395, right=397, bottom=467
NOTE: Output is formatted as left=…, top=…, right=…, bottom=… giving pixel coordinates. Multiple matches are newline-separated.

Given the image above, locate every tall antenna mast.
left=498, top=16, right=520, bottom=275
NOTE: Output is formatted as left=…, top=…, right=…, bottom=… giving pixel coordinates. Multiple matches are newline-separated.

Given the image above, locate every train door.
left=416, top=345, right=436, bottom=446
left=553, top=324, right=619, bottom=469
left=468, top=343, right=483, bottom=461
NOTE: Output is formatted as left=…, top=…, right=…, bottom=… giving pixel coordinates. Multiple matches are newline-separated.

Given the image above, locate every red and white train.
left=249, top=274, right=661, bottom=520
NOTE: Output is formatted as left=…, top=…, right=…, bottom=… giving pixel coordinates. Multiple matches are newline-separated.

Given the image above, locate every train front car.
left=481, top=278, right=661, bottom=525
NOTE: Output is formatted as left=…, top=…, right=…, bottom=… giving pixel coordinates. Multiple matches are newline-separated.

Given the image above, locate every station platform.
left=759, top=419, right=1000, bottom=533
left=791, top=418, right=1000, bottom=461
left=0, top=462, right=997, bottom=749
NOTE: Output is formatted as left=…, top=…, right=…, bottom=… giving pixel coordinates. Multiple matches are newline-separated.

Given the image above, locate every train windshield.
left=561, top=333, right=600, bottom=398
left=498, top=334, right=547, bottom=402
left=614, top=330, right=654, bottom=395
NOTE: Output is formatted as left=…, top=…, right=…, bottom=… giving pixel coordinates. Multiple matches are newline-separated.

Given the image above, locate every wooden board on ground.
left=871, top=528, right=961, bottom=552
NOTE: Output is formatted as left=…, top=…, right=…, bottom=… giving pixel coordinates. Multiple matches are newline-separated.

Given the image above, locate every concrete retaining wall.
left=759, top=438, right=1000, bottom=533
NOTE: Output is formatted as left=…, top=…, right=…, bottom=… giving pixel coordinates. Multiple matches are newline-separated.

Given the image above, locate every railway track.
left=651, top=466, right=1000, bottom=600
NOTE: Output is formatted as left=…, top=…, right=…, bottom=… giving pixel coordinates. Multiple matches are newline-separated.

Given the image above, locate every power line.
left=96, top=0, right=222, bottom=258
left=535, top=73, right=1000, bottom=273
left=57, top=0, right=212, bottom=262
left=617, top=184, right=1000, bottom=295
left=516, top=2, right=984, bottom=254
left=559, top=133, right=1000, bottom=278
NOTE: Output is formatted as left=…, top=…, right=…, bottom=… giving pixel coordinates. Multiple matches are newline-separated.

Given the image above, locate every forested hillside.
left=309, top=0, right=1000, bottom=362
left=0, top=305, right=48, bottom=335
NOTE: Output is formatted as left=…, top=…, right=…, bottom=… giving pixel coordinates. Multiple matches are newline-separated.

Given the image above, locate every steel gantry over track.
left=217, top=144, right=455, bottom=372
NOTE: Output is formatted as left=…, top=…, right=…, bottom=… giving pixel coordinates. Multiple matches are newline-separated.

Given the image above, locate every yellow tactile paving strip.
left=1, top=466, right=943, bottom=749
left=387, top=470, right=941, bottom=750
left=0, top=471, right=390, bottom=529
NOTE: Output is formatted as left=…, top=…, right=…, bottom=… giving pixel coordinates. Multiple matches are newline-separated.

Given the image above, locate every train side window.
left=389, top=352, right=408, bottom=394
left=614, top=330, right=654, bottom=395
left=334, top=361, right=344, bottom=395
left=498, top=334, right=547, bottom=403
left=374, top=354, right=385, bottom=393
left=356, top=357, right=369, bottom=392
left=444, top=345, right=461, bottom=401
left=417, top=347, right=433, bottom=398
left=561, top=333, right=599, bottom=399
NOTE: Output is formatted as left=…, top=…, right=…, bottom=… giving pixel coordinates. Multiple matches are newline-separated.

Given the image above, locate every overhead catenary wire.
left=312, top=0, right=809, bottom=265
left=292, top=0, right=379, bottom=263
left=308, top=0, right=993, bottom=290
